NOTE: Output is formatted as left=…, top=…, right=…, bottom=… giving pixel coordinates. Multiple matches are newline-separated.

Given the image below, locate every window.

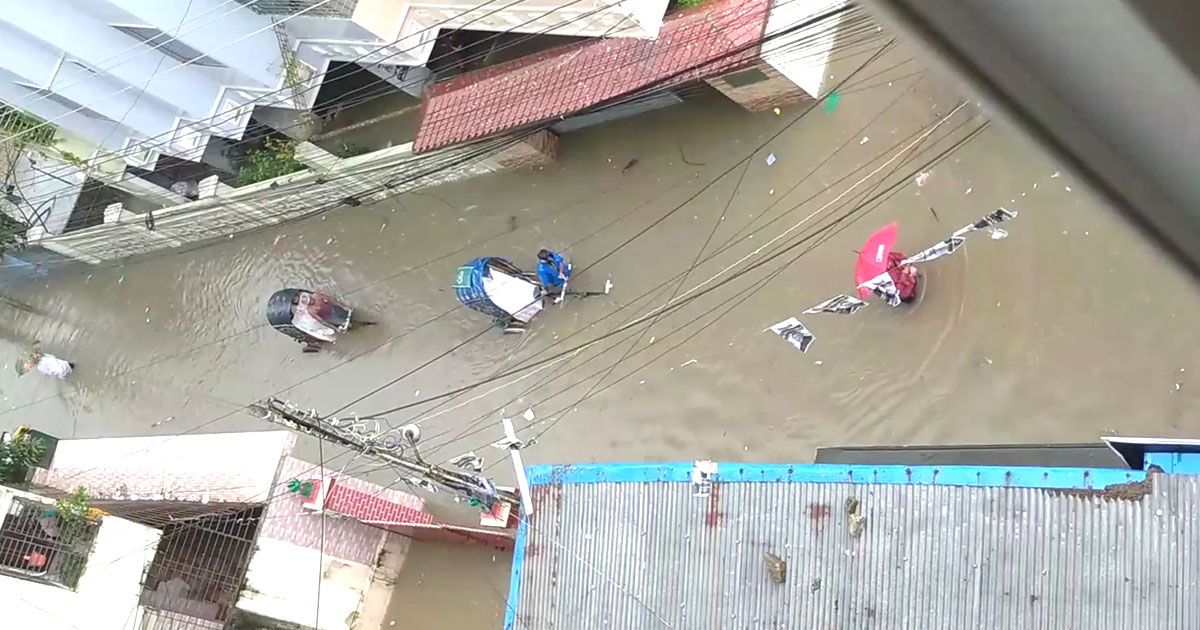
left=0, top=497, right=99, bottom=589
left=13, top=84, right=115, bottom=124
left=111, top=25, right=225, bottom=68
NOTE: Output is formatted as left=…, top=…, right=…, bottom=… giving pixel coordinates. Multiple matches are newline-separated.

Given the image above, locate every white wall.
left=0, top=488, right=162, bottom=630
left=109, top=0, right=283, bottom=89
left=238, top=537, right=374, bottom=630
left=761, top=0, right=851, bottom=98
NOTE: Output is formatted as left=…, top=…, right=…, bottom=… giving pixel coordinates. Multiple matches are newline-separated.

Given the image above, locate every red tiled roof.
left=413, top=0, right=771, bottom=153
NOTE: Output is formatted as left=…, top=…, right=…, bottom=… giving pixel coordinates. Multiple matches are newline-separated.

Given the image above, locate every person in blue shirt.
left=536, top=248, right=572, bottom=296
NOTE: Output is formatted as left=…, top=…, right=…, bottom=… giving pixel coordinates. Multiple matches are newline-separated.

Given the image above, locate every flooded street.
left=1, top=43, right=1198, bottom=625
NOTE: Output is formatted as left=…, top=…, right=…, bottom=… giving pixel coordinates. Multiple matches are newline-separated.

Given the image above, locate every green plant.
left=0, top=433, right=45, bottom=483
left=55, top=487, right=92, bottom=523
left=671, top=0, right=705, bottom=7
left=0, top=103, right=56, bottom=146
left=0, top=211, right=28, bottom=257
left=52, top=487, right=97, bottom=588
left=237, top=137, right=306, bottom=186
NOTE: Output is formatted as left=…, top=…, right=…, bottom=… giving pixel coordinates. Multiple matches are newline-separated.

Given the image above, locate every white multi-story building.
left=0, top=0, right=669, bottom=235
left=0, top=0, right=669, bottom=169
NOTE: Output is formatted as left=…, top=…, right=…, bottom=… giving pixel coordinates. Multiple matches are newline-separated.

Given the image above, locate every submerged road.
left=1, top=43, right=1196, bottom=626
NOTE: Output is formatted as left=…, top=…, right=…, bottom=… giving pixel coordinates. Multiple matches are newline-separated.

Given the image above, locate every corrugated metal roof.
left=510, top=472, right=1200, bottom=629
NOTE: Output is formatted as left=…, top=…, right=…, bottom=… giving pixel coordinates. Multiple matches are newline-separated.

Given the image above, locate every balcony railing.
left=0, top=497, right=99, bottom=589
left=236, top=0, right=359, bottom=18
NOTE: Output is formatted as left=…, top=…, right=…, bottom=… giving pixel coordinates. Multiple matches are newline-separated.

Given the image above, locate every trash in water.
left=804, top=294, right=868, bottom=315
left=824, top=91, right=841, bottom=112
left=767, top=317, right=815, bottom=353
left=1051, top=171, right=1061, bottom=178
left=914, top=171, right=931, bottom=187
left=118, top=276, right=125, bottom=284
left=989, top=228, right=1009, bottom=240
left=860, top=136, right=869, bottom=145
left=523, top=408, right=536, bottom=422
left=150, top=416, right=175, bottom=428
left=765, top=153, right=777, bottom=167
left=680, top=359, right=698, bottom=368
left=964, top=187, right=973, bottom=195
left=604, top=279, right=614, bottom=294
left=773, top=107, right=781, bottom=116
left=1065, top=186, right=1072, bottom=192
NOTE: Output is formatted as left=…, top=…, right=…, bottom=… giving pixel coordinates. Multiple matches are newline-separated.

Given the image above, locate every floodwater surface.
left=1, top=44, right=1196, bottom=626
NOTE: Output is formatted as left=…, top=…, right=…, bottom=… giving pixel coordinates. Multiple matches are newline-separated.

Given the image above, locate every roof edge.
left=527, top=461, right=1158, bottom=490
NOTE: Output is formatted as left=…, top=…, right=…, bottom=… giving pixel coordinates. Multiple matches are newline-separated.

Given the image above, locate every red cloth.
left=886, top=252, right=919, bottom=301
left=307, top=292, right=338, bottom=322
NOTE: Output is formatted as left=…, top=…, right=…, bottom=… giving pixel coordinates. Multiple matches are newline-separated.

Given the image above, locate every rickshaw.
left=267, top=288, right=357, bottom=352
left=454, top=257, right=544, bottom=333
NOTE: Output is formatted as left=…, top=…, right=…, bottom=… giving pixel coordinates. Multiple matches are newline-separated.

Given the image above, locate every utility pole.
left=249, top=397, right=520, bottom=511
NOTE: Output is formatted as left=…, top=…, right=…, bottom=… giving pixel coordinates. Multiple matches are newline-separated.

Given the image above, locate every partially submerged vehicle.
left=267, top=288, right=355, bottom=351
left=454, top=257, right=543, bottom=333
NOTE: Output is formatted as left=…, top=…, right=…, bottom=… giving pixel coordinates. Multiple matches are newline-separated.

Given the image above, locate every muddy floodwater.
left=1, top=44, right=1198, bottom=626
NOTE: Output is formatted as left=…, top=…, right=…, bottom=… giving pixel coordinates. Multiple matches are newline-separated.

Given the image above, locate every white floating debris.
left=984, top=357, right=993, bottom=365
left=680, top=359, right=698, bottom=368
left=768, top=189, right=774, bottom=195
left=414, top=390, right=420, bottom=397
left=1065, top=186, right=1072, bottom=192
left=765, top=153, right=777, bottom=166
left=326, top=237, right=335, bottom=244
left=150, top=416, right=175, bottom=428
left=860, top=136, right=869, bottom=145
left=639, top=380, right=645, bottom=385
left=989, top=228, right=1009, bottom=240
left=604, top=279, right=614, bottom=294
left=1051, top=171, right=1061, bottom=178
left=523, top=408, right=536, bottom=422
left=964, top=187, right=973, bottom=195
left=815, top=360, right=823, bottom=366
left=773, top=107, right=781, bottom=116
left=1032, top=182, right=1038, bottom=189
left=1175, top=383, right=1182, bottom=391
left=914, top=171, right=931, bottom=187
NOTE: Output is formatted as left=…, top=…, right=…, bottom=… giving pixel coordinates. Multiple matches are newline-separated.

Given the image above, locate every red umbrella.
left=855, top=223, right=898, bottom=298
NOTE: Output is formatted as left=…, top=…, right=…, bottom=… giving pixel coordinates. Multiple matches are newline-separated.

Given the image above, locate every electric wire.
left=13, top=2, right=872, bottom=213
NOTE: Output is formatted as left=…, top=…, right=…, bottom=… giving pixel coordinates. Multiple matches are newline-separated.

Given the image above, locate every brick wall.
left=258, top=457, right=387, bottom=566
left=324, top=482, right=435, bottom=532
left=706, top=59, right=813, bottom=112
left=495, top=129, right=560, bottom=169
